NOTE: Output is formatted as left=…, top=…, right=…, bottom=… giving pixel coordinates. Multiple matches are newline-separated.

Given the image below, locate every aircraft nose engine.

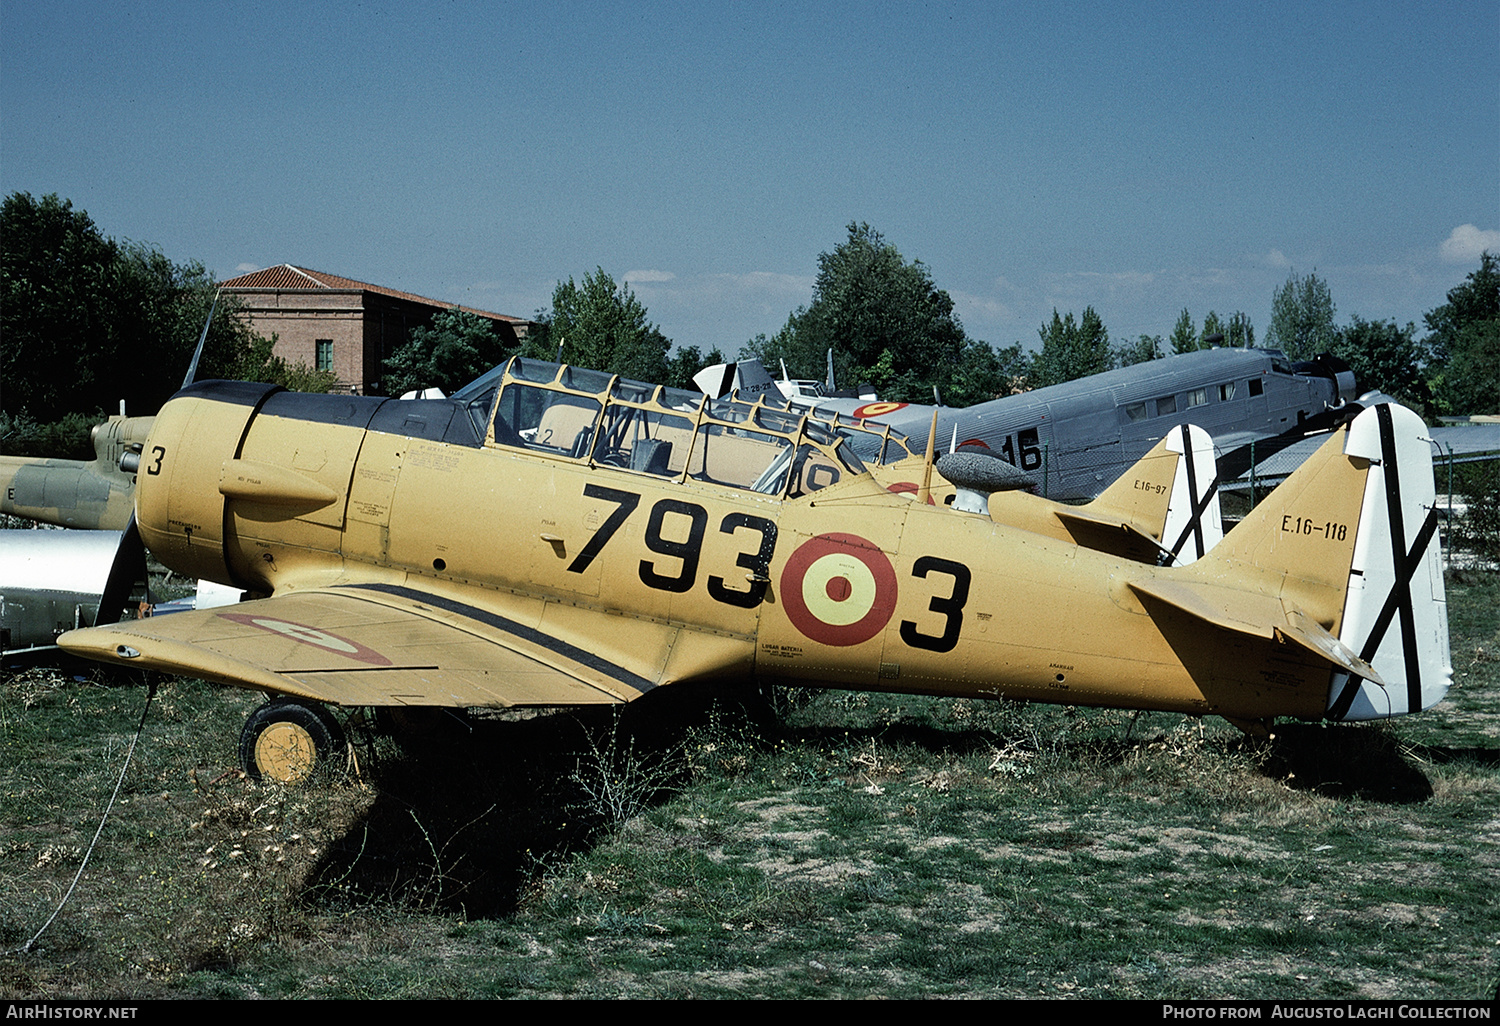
left=1294, top=354, right=1358, bottom=405
left=135, top=381, right=284, bottom=585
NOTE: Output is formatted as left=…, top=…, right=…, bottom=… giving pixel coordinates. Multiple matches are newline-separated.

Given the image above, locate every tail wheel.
left=239, top=700, right=344, bottom=784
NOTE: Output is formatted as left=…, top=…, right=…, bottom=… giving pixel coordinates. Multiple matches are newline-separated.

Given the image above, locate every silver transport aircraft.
left=704, top=347, right=1361, bottom=502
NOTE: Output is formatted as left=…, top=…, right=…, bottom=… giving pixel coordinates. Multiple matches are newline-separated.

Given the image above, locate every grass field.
left=2, top=573, right=1496, bottom=1000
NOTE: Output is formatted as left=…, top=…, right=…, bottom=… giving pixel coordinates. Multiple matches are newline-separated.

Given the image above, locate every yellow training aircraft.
left=59, top=358, right=1449, bottom=783
left=1, top=415, right=151, bottom=531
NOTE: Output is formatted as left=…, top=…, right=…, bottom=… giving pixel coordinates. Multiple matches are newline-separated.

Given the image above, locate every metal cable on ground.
left=9, top=677, right=158, bottom=955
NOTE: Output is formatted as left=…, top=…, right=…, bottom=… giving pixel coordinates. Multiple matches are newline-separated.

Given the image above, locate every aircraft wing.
left=58, top=584, right=661, bottom=708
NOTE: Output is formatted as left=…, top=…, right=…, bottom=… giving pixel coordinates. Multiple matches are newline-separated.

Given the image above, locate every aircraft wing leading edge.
left=58, top=585, right=664, bottom=708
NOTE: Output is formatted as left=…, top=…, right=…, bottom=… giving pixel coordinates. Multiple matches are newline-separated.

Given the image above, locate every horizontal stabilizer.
left=1052, top=508, right=1170, bottom=564
left=1129, top=578, right=1383, bottom=686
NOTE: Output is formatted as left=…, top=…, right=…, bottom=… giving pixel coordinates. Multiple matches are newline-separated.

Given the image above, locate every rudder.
left=1327, top=403, right=1451, bottom=719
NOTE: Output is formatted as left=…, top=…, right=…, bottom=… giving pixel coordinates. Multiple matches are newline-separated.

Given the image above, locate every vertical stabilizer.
left=1160, top=424, right=1223, bottom=565
left=1327, top=404, right=1451, bottom=719
left=1083, top=424, right=1222, bottom=565
left=692, top=358, right=780, bottom=402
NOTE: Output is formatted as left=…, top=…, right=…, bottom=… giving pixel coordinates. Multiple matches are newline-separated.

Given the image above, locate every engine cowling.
left=135, top=381, right=283, bottom=586
left=1292, top=353, right=1358, bottom=406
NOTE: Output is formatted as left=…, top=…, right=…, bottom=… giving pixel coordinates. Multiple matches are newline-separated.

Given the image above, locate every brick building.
left=219, top=264, right=533, bottom=395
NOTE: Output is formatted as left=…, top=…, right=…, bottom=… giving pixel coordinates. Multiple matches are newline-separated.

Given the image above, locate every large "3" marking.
left=899, top=556, right=970, bottom=653
left=709, top=513, right=778, bottom=608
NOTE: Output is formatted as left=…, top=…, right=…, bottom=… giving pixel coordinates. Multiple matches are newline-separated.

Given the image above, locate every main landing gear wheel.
left=239, top=700, right=345, bottom=785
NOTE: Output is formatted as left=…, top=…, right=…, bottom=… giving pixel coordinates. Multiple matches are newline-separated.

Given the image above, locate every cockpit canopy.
left=449, top=357, right=913, bottom=499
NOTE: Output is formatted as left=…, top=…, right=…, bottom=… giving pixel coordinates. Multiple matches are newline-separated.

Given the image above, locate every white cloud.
left=621, top=269, right=676, bottom=283
left=952, top=290, right=1014, bottom=322
left=235, top=262, right=261, bottom=273
left=711, top=271, right=812, bottom=297
left=1263, top=249, right=1290, bottom=268
left=1439, top=224, right=1500, bottom=264
left=1045, top=269, right=1158, bottom=297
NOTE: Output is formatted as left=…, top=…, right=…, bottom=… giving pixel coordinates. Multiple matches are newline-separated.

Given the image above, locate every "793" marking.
left=567, top=484, right=777, bottom=608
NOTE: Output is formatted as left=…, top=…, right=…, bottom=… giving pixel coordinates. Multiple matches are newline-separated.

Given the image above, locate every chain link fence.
left=1434, top=450, right=1500, bottom=570
left=1027, top=441, right=1142, bottom=502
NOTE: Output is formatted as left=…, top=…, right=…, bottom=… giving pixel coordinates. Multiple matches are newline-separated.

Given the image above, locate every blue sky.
left=2, top=0, right=1495, bottom=361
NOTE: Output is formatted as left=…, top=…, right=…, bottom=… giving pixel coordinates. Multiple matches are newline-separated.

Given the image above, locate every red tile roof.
left=220, top=264, right=526, bottom=324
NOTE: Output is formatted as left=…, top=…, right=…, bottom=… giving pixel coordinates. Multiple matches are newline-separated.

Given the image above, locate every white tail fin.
left=1079, top=423, right=1223, bottom=565
left=1159, top=424, right=1223, bottom=566
left=692, top=358, right=780, bottom=401
left=1327, top=403, right=1451, bottom=720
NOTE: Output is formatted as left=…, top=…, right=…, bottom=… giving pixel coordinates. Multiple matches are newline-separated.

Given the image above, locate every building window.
left=1248, top=378, right=1263, bottom=397
left=1156, top=395, right=1177, bottom=416
left=1124, top=402, right=1149, bottom=423
left=1186, top=388, right=1207, bottom=407
left=316, top=339, right=333, bottom=372
left=1218, top=382, right=1236, bottom=401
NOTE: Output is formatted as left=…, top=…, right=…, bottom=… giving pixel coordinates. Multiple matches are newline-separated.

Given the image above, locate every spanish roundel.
left=217, top=612, right=393, bottom=666
left=851, top=401, right=910, bottom=419
left=780, top=533, right=898, bottom=646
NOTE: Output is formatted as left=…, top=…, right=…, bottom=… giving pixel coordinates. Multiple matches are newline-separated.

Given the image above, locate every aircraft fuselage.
left=129, top=366, right=1354, bottom=724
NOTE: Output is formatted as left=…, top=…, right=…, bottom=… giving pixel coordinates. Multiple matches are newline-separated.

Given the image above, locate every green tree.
left=530, top=268, right=671, bottom=383
left=938, top=338, right=1029, bottom=406
left=107, top=242, right=275, bottom=405
left=1118, top=334, right=1164, bottom=367
left=1, top=193, right=121, bottom=420
left=744, top=222, right=982, bottom=404
left=1170, top=309, right=1197, bottom=354
left=1200, top=310, right=1226, bottom=346
left=1, top=191, right=328, bottom=423
left=741, top=313, right=809, bottom=383
left=1329, top=316, right=1426, bottom=407
left=1425, top=252, right=1499, bottom=415
left=1029, top=307, right=1113, bottom=388
left=1266, top=269, right=1337, bottom=359
left=664, top=344, right=727, bottom=391
left=230, top=333, right=338, bottom=393
left=1226, top=311, right=1255, bottom=348
left=382, top=306, right=515, bottom=395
